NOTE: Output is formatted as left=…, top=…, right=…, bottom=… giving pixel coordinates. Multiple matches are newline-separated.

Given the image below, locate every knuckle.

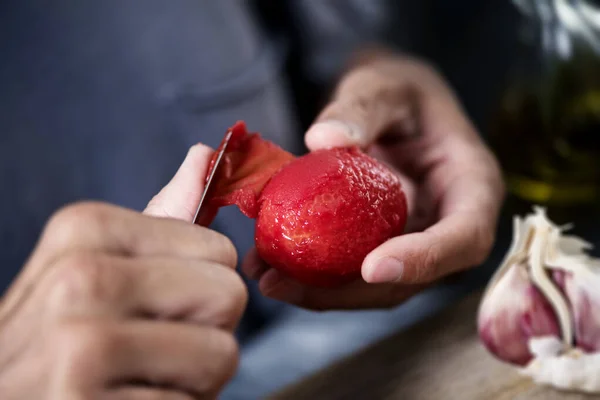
left=337, top=68, right=384, bottom=101
left=47, top=252, right=110, bottom=309
left=45, top=202, right=111, bottom=244
left=401, top=56, right=443, bottom=83
left=343, top=67, right=382, bottom=89
left=480, top=148, right=504, bottom=188
left=54, top=322, right=118, bottom=375
left=349, top=95, right=372, bottom=119
left=217, top=330, right=239, bottom=368
left=210, top=330, right=239, bottom=386
left=193, top=329, right=239, bottom=394
left=471, top=224, right=495, bottom=266
left=420, top=243, right=442, bottom=282
left=209, top=269, right=248, bottom=328
left=224, top=272, right=249, bottom=313
left=206, top=231, right=238, bottom=268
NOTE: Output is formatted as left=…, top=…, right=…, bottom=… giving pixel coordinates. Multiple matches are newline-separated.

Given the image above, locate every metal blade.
left=192, top=129, right=233, bottom=226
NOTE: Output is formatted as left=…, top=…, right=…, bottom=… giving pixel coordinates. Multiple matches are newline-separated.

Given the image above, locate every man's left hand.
left=243, top=50, right=505, bottom=310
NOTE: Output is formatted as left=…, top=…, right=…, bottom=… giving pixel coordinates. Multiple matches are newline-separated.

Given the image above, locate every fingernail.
left=259, top=269, right=304, bottom=304
left=306, top=120, right=363, bottom=148
left=363, top=257, right=404, bottom=283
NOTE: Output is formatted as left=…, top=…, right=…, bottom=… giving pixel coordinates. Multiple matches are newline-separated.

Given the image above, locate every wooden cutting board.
left=269, top=290, right=598, bottom=400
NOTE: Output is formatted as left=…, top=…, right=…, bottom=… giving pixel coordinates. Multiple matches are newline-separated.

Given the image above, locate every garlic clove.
left=543, top=214, right=600, bottom=353
left=478, top=261, right=561, bottom=366
left=555, top=270, right=600, bottom=352
left=478, top=206, right=600, bottom=393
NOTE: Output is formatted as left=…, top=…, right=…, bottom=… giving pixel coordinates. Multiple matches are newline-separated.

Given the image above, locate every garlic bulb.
left=477, top=207, right=600, bottom=393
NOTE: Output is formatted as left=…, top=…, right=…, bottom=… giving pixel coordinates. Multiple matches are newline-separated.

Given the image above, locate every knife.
left=192, top=129, right=233, bottom=226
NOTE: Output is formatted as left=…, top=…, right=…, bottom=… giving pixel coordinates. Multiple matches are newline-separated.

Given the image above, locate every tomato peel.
left=202, top=121, right=295, bottom=223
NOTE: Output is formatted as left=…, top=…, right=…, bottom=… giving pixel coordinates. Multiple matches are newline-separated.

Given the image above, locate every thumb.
left=144, top=143, right=214, bottom=221
left=305, top=65, right=416, bottom=151
left=361, top=212, right=493, bottom=284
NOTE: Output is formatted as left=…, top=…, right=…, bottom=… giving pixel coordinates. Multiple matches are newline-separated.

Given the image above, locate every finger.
left=109, top=387, right=194, bottom=400
left=362, top=175, right=501, bottom=285
left=362, top=135, right=503, bottom=285
left=0, top=203, right=237, bottom=321
left=242, top=251, right=427, bottom=310
left=144, top=143, right=214, bottom=222
left=41, top=254, right=247, bottom=331
left=56, top=320, right=238, bottom=398
left=366, top=146, right=419, bottom=225
left=34, top=202, right=237, bottom=268
left=240, top=248, right=269, bottom=280
left=257, top=268, right=427, bottom=311
left=305, top=56, right=455, bottom=151
left=305, top=68, right=415, bottom=150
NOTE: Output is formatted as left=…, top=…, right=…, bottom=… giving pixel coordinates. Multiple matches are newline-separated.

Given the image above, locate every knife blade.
left=193, top=129, right=233, bottom=226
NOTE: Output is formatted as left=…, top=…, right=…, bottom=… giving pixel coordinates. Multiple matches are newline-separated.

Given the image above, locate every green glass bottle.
left=490, top=0, right=600, bottom=207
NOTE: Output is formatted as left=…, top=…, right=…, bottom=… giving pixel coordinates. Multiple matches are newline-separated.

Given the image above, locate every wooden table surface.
left=269, top=290, right=598, bottom=400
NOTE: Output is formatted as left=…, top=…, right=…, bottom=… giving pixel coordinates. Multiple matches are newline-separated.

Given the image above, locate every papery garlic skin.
left=478, top=263, right=561, bottom=365
left=477, top=207, right=600, bottom=394
left=520, top=337, right=600, bottom=393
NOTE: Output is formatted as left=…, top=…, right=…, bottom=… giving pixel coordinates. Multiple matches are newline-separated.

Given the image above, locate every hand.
left=244, top=49, right=504, bottom=310
left=0, top=145, right=247, bottom=399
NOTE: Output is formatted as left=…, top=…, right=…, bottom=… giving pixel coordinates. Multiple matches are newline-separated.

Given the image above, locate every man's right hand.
left=0, top=144, right=247, bottom=399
